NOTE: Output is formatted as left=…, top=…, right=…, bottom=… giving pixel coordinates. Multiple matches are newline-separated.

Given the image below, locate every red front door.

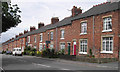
left=73, top=41, right=76, bottom=55
left=74, top=45, right=76, bottom=55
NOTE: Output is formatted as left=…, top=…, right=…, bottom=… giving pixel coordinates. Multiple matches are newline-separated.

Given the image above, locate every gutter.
left=56, top=27, right=58, bottom=52
left=93, top=16, right=95, bottom=55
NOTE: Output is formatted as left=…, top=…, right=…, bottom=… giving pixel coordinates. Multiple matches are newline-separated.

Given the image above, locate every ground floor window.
left=34, top=45, right=37, bottom=49
left=101, top=37, right=113, bottom=53
left=50, top=44, right=54, bottom=49
left=39, top=44, right=43, bottom=51
left=79, top=39, right=87, bottom=54
left=60, top=43, right=65, bottom=50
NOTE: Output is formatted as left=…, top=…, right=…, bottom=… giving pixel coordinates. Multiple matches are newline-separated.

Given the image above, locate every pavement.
left=1, top=54, right=119, bottom=72
left=23, top=55, right=119, bottom=69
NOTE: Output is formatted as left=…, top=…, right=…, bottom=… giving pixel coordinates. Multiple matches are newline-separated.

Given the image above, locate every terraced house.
left=2, top=1, right=120, bottom=59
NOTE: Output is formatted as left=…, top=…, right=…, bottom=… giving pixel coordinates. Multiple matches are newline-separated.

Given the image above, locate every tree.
left=2, top=2, right=22, bottom=32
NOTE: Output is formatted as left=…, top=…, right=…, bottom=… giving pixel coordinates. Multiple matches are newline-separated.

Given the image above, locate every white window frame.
left=50, top=44, right=54, bottom=49
left=60, top=43, right=65, bottom=50
left=61, top=29, right=65, bottom=39
left=101, top=37, right=113, bottom=54
left=102, top=17, right=112, bottom=32
left=34, top=45, right=37, bottom=49
left=28, top=36, right=30, bottom=43
left=80, top=22, right=87, bottom=35
left=40, top=33, right=43, bottom=42
left=39, top=43, right=43, bottom=51
left=50, top=31, right=53, bottom=40
left=79, top=39, right=87, bottom=54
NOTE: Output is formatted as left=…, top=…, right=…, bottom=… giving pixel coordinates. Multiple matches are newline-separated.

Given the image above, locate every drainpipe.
left=56, top=27, right=58, bottom=52
left=93, top=16, right=95, bottom=55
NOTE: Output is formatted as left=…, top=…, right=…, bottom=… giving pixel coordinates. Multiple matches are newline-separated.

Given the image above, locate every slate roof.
left=2, top=1, right=120, bottom=45
left=72, top=2, right=120, bottom=20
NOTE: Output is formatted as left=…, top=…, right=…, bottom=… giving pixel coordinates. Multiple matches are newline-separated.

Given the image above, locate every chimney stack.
left=51, top=17, right=59, bottom=24
left=38, top=22, right=44, bottom=29
left=72, top=6, right=82, bottom=17
left=19, top=33, right=23, bottom=36
left=30, top=26, right=36, bottom=31
left=24, top=30, right=28, bottom=34
left=12, top=38, right=14, bottom=40
left=16, top=35, right=18, bottom=38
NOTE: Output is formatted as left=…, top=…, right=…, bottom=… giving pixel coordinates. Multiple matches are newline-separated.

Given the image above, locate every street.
left=1, top=54, right=119, bottom=72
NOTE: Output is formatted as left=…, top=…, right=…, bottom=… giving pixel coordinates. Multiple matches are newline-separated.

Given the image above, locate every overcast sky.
left=1, top=0, right=107, bottom=43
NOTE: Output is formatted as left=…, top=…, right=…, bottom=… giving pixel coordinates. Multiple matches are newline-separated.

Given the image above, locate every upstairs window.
left=81, top=22, right=87, bottom=34
left=50, top=32, right=53, bottom=40
left=103, top=17, right=112, bottom=32
left=40, top=33, right=43, bottom=42
left=61, top=29, right=64, bottom=39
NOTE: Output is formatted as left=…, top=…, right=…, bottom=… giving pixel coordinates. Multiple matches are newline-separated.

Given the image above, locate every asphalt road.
left=1, top=54, right=119, bottom=72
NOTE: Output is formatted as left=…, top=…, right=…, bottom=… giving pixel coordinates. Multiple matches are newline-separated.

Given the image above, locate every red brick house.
left=2, top=1, right=120, bottom=59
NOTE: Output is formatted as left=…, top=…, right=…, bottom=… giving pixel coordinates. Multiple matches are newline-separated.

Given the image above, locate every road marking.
left=18, top=59, right=26, bottom=62
left=60, top=68, right=70, bottom=70
left=0, top=67, right=5, bottom=72
left=96, top=65, right=108, bottom=68
left=32, top=63, right=51, bottom=68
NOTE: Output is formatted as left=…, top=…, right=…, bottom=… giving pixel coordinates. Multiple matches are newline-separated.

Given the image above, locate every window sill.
left=79, top=52, right=87, bottom=54
left=60, top=38, right=64, bottom=40
left=102, top=29, right=112, bottom=32
left=40, top=41, right=42, bottom=42
left=100, top=51, right=113, bottom=54
left=80, top=33, right=87, bottom=35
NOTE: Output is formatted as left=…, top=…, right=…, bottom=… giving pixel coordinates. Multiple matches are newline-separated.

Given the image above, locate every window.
left=103, top=17, right=112, bottom=32
left=79, top=40, right=87, bottom=54
left=60, top=43, right=65, bottom=50
left=34, top=36, right=36, bottom=43
left=50, top=32, right=53, bottom=40
left=40, top=33, right=43, bottom=42
left=101, top=37, right=113, bottom=53
left=81, top=22, right=87, bottom=34
left=61, top=30, right=64, bottom=39
left=34, top=45, right=37, bottom=49
left=50, top=44, right=54, bottom=49
left=28, top=36, right=30, bottom=43
left=39, top=44, right=43, bottom=51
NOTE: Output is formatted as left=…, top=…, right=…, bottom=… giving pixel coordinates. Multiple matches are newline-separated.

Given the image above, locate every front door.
left=73, top=41, right=76, bottom=55
left=67, top=43, right=70, bottom=55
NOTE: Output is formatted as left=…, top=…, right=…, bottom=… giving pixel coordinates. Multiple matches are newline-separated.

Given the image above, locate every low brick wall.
left=76, top=56, right=118, bottom=63
left=59, top=55, right=76, bottom=60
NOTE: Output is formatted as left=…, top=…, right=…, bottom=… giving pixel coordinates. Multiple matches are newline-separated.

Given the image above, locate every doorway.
left=67, top=43, right=71, bottom=55
left=73, top=41, right=76, bottom=55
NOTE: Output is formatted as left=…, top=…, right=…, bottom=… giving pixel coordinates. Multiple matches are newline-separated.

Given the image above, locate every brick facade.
left=2, top=2, right=120, bottom=58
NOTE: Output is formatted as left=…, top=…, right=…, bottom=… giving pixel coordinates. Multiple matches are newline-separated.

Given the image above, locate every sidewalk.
left=23, top=55, right=118, bottom=69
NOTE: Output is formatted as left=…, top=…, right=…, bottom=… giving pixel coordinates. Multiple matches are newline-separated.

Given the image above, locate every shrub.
left=2, top=50, right=6, bottom=54
left=41, top=48, right=59, bottom=58
left=36, top=51, right=42, bottom=56
left=27, top=46, right=31, bottom=50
